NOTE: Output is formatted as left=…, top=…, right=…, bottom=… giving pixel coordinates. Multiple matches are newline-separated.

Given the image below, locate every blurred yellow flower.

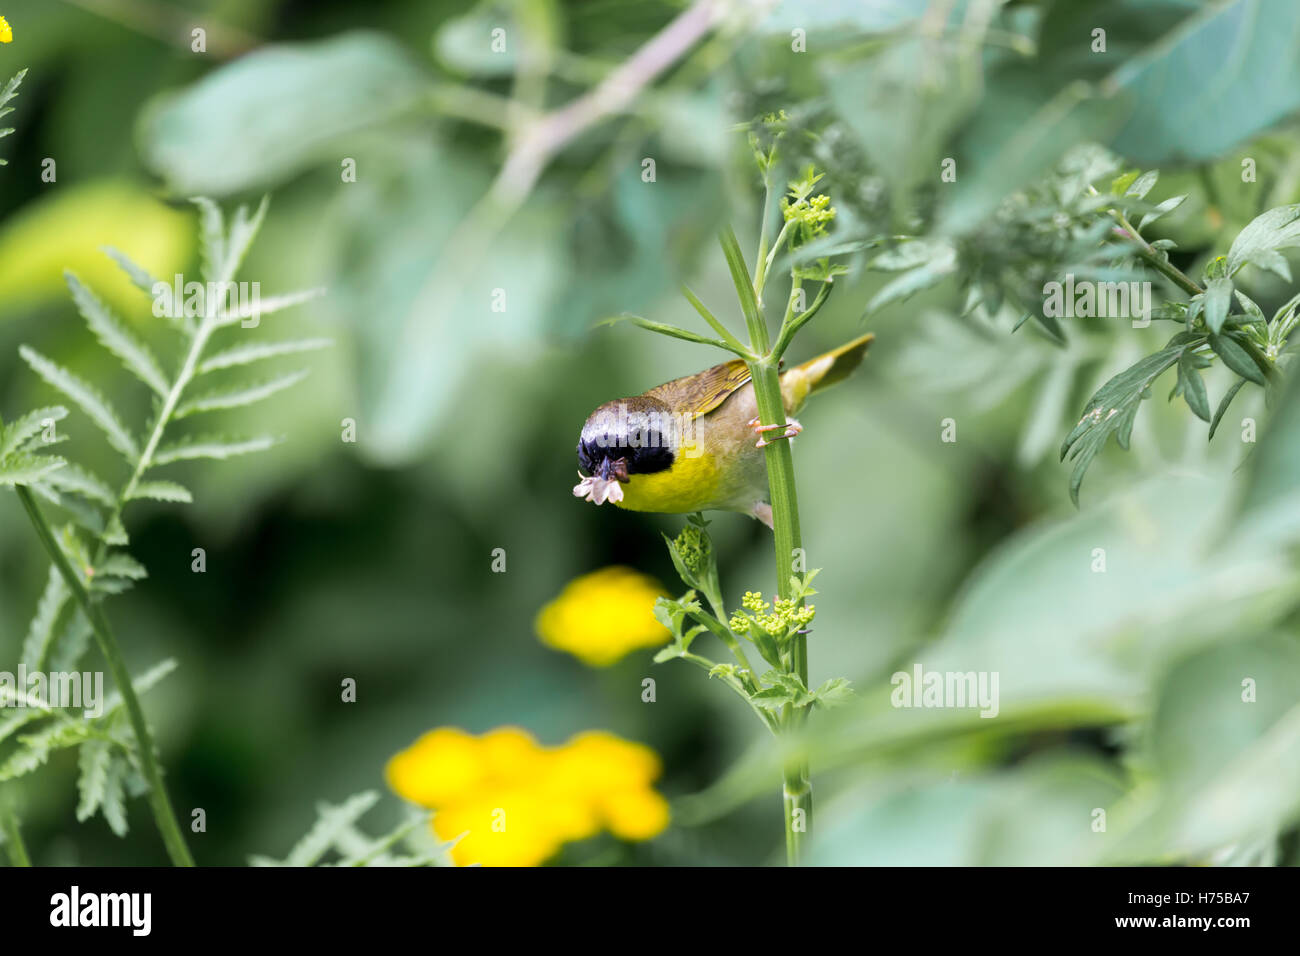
left=535, top=566, right=671, bottom=666
left=0, top=17, right=11, bottom=43
left=387, top=725, right=670, bottom=866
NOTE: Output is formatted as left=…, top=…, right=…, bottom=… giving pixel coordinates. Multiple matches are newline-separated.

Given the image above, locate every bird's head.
left=574, top=396, right=677, bottom=506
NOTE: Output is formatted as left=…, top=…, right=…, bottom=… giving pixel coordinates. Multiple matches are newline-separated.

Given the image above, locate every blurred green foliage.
left=0, top=0, right=1299, bottom=866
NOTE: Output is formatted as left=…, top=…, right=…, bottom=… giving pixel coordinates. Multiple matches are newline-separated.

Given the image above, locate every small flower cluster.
left=387, top=726, right=670, bottom=866
left=729, top=590, right=815, bottom=639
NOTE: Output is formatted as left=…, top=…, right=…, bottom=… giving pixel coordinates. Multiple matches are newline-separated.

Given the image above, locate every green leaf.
left=18, top=345, right=140, bottom=462
left=64, top=272, right=171, bottom=396
left=1124, top=170, right=1158, bottom=201
left=0, top=453, right=66, bottom=486
left=0, top=720, right=93, bottom=782
left=1209, top=377, right=1247, bottom=441
left=174, top=370, right=309, bottom=418
left=598, top=313, right=749, bottom=358
left=128, top=480, right=193, bottom=503
left=198, top=338, right=332, bottom=374
left=865, top=246, right=957, bottom=312
left=1176, top=352, right=1211, bottom=423
left=76, top=739, right=115, bottom=824
left=193, top=197, right=226, bottom=283
left=1201, top=278, right=1233, bottom=334
left=42, top=462, right=116, bottom=506
left=21, top=568, right=70, bottom=674
left=1060, top=335, right=1196, bottom=504
left=1138, top=194, right=1187, bottom=230
left=813, top=677, right=855, bottom=708
left=212, top=287, right=326, bottom=329
left=140, top=34, right=430, bottom=196
left=1208, top=332, right=1268, bottom=385
left=102, top=246, right=164, bottom=297
left=285, top=792, right=381, bottom=867
left=1226, top=204, right=1300, bottom=280
left=152, top=435, right=278, bottom=466
left=97, top=552, right=148, bottom=581
left=0, top=406, right=68, bottom=459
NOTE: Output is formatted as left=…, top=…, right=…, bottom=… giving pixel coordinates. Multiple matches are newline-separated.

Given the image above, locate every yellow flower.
left=0, top=17, right=11, bottom=43
left=535, top=566, right=671, bottom=667
left=386, top=725, right=670, bottom=866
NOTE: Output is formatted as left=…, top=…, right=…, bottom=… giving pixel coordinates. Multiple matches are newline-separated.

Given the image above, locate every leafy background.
left=1, top=0, right=1299, bottom=864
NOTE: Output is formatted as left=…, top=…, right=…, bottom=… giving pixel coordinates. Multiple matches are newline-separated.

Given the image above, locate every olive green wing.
left=647, top=358, right=752, bottom=416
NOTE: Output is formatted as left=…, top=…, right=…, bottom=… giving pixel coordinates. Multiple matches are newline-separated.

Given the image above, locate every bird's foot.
left=752, top=501, right=774, bottom=529
left=748, top=417, right=802, bottom=448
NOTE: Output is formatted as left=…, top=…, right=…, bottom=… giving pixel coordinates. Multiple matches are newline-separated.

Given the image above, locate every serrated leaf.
left=175, top=369, right=309, bottom=418
left=285, top=791, right=381, bottom=867
left=100, top=754, right=130, bottom=837
left=97, top=552, right=148, bottom=580
left=1227, top=204, right=1300, bottom=280
left=193, top=197, right=226, bottom=284
left=97, top=659, right=178, bottom=721
left=813, top=677, right=855, bottom=708
left=102, top=246, right=163, bottom=296
left=128, top=480, right=193, bottom=503
left=152, top=435, right=278, bottom=465
left=1202, top=277, right=1233, bottom=334
left=42, top=462, right=116, bottom=506
left=0, top=406, right=68, bottom=458
left=103, top=514, right=129, bottom=546
left=19, top=346, right=139, bottom=462
left=0, top=720, right=93, bottom=781
left=65, top=272, right=171, bottom=396
left=213, top=287, right=327, bottom=329
left=21, top=567, right=69, bottom=674
left=76, top=739, right=115, bottom=823
left=1209, top=378, right=1248, bottom=441
left=1061, top=335, right=1196, bottom=504
left=0, top=452, right=66, bottom=486
left=198, top=338, right=331, bottom=374
left=48, top=610, right=93, bottom=676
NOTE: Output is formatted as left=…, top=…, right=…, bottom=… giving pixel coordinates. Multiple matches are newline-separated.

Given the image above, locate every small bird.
left=574, top=332, right=873, bottom=527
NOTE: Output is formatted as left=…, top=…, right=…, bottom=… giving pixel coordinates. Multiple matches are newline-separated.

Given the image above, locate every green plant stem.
left=14, top=486, right=195, bottom=867
left=720, top=226, right=813, bottom=865
left=1088, top=187, right=1203, bottom=298
left=0, top=800, right=31, bottom=867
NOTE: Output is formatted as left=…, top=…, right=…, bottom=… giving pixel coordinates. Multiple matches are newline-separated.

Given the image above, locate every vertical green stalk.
left=720, top=226, right=813, bottom=864
left=14, top=486, right=195, bottom=867
left=0, top=799, right=32, bottom=866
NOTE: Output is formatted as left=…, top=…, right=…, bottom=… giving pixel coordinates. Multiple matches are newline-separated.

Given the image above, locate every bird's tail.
left=782, top=332, right=875, bottom=413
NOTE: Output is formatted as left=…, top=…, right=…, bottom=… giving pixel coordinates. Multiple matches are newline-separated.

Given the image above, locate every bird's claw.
left=748, top=417, right=802, bottom=448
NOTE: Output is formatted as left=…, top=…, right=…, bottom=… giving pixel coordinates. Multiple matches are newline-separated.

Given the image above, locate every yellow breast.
left=615, top=451, right=723, bottom=514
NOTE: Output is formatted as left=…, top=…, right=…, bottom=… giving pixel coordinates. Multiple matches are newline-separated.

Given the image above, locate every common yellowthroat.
left=574, top=332, right=874, bottom=526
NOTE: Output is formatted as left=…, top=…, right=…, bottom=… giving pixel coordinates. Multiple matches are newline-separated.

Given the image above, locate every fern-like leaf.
left=0, top=69, right=25, bottom=166
left=0, top=405, right=67, bottom=458
left=175, top=370, right=309, bottom=418
left=64, top=272, right=171, bottom=396
left=153, top=435, right=277, bottom=465
left=0, top=452, right=65, bottom=486
left=21, top=567, right=69, bottom=673
left=213, top=288, right=326, bottom=329
left=41, top=461, right=116, bottom=506
left=198, top=338, right=331, bottom=374
left=96, top=552, right=148, bottom=581
left=18, top=345, right=140, bottom=462
left=128, top=480, right=193, bottom=503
